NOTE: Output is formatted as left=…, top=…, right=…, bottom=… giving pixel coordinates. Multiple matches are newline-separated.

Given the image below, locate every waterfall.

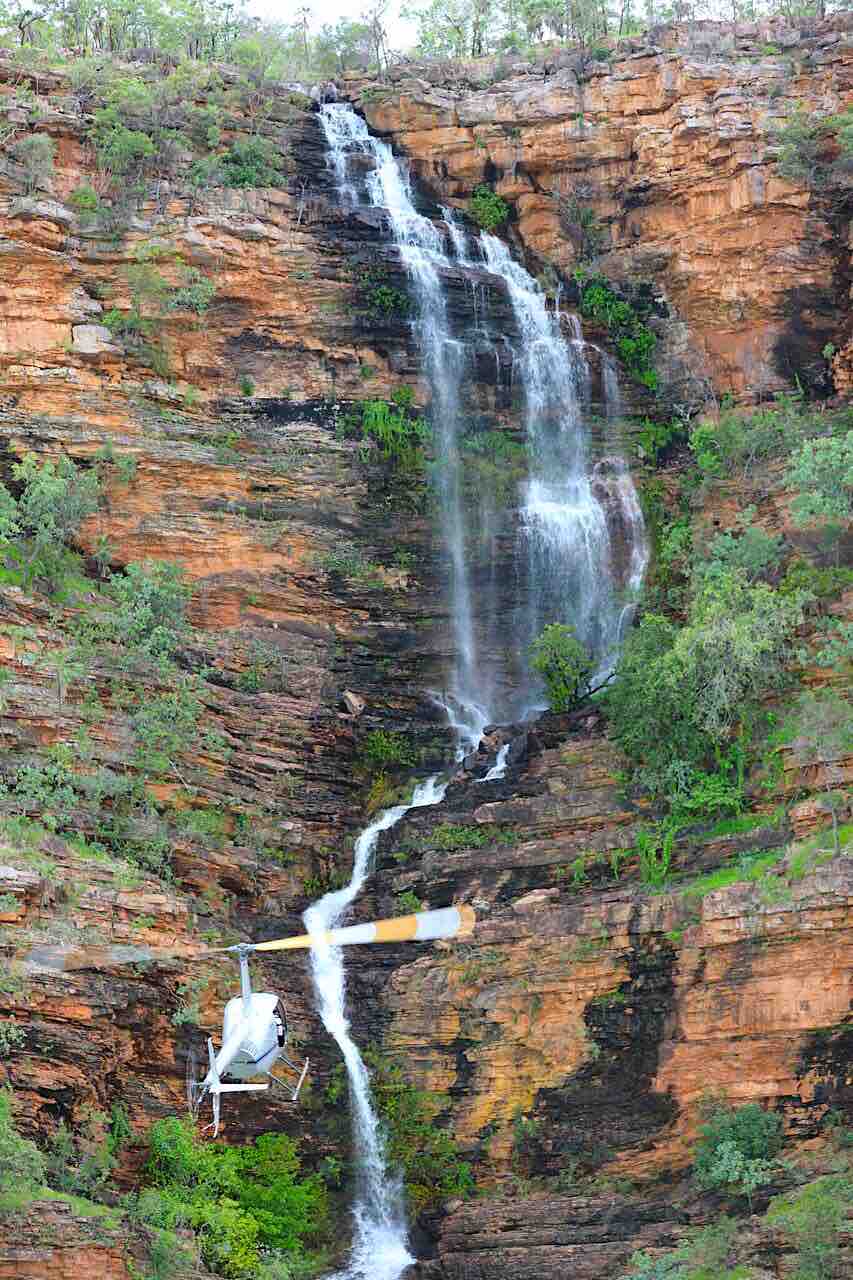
left=478, top=742, right=510, bottom=782
left=479, top=235, right=625, bottom=685
left=319, top=104, right=487, bottom=744
left=304, top=776, right=447, bottom=1280
left=311, top=103, right=647, bottom=1279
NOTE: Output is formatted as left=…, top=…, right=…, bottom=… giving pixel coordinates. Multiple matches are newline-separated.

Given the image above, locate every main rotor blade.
left=251, top=904, right=475, bottom=952
left=26, top=942, right=230, bottom=972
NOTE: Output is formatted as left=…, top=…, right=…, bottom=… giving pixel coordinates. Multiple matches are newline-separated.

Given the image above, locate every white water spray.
left=304, top=776, right=448, bottom=1280
left=479, top=743, right=510, bottom=782
left=478, top=235, right=643, bottom=680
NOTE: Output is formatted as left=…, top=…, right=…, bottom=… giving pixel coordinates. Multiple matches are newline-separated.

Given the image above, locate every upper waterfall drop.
left=319, top=102, right=488, bottom=743
left=319, top=102, right=646, bottom=713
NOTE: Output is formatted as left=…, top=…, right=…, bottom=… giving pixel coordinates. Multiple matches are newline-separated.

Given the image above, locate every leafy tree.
left=696, top=507, right=784, bottom=586
left=0, top=453, right=100, bottom=588
left=785, top=430, right=853, bottom=534
left=102, top=560, right=191, bottom=664
left=470, top=184, right=509, bottom=231
left=219, top=136, right=283, bottom=188
left=91, top=105, right=156, bottom=176
left=606, top=572, right=807, bottom=802
left=403, top=0, right=499, bottom=58
left=141, top=1117, right=327, bottom=1278
left=768, top=1176, right=853, bottom=1280
left=529, top=622, right=594, bottom=712
left=693, top=1101, right=783, bottom=1205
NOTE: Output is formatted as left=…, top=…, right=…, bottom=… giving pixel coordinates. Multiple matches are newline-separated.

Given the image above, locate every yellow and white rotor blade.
left=250, top=904, right=475, bottom=952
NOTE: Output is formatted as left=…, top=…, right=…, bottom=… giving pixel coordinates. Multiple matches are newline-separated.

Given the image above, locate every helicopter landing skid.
left=266, top=1057, right=309, bottom=1102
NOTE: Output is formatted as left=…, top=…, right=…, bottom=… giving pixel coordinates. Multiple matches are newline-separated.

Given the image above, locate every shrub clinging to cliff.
left=470, top=184, right=510, bottom=231
left=693, top=1101, right=783, bottom=1204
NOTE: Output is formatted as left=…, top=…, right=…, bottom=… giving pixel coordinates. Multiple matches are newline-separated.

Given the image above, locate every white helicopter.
left=184, top=902, right=475, bottom=1136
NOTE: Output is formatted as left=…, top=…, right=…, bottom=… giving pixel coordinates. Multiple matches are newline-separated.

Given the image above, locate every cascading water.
left=319, top=104, right=487, bottom=746
left=309, top=101, right=647, bottom=1280
left=479, top=234, right=625, bottom=684
left=304, top=776, right=447, bottom=1280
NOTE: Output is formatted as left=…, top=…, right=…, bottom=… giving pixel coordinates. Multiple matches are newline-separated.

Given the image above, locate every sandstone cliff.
left=0, top=20, right=850, bottom=1280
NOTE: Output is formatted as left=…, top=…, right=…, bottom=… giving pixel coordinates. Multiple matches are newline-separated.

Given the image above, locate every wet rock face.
left=343, top=14, right=853, bottom=402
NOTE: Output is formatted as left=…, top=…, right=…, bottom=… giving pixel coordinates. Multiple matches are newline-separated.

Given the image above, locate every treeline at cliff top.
left=0, top=0, right=849, bottom=85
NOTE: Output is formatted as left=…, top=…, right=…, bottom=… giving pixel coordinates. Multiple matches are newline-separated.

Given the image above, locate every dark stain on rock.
left=521, top=936, right=679, bottom=1178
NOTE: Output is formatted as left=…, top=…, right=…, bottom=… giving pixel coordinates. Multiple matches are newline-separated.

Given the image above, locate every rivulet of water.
left=304, top=776, right=448, bottom=1280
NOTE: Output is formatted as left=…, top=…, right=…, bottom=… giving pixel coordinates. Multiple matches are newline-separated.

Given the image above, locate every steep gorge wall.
left=0, top=30, right=850, bottom=1280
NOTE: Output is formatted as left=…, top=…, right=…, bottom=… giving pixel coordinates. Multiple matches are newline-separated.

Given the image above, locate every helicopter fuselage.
left=218, top=991, right=282, bottom=1080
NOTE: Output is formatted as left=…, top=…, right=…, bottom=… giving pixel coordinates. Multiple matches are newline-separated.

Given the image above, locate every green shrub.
left=359, top=399, right=430, bottom=468
left=0, top=453, right=100, bottom=590
left=635, top=822, right=676, bottom=888
left=167, top=268, right=216, bottom=315
left=625, top=1217, right=741, bottom=1280
left=768, top=1175, right=853, bottom=1280
left=45, top=1105, right=115, bottom=1198
left=470, top=184, right=510, bottom=231
left=529, top=622, right=594, bottom=713
left=773, top=108, right=834, bottom=187
left=635, top=417, right=687, bottom=465
left=693, top=1102, right=783, bottom=1203
left=91, top=106, right=156, bottom=175
left=11, top=133, right=55, bottom=193
left=221, top=137, right=283, bottom=188
left=606, top=572, right=807, bottom=804
left=318, top=542, right=383, bottom=587
left=575, top=273, right=658, bottom=389
left=696, top=510, right=784, bottom=586
left=785, top=430, right=853, bottom=532
left=360, top=729, right=416, bottom=770
left=428, top=823, right=496, bottom=850
left=688, top=399, right=821, bottom=480
left=557, top=195, right=607, bottom=260
left=142, top=1118, right=326, bottom=1278
left=68, top=183, right=101, bottom=220
left=102, top=560, right=191, bottom=665
left=0, top=1089, right=45, bottom=1191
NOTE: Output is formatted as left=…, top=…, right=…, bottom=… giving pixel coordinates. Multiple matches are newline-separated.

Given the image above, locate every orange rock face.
left=347, top=16, right=853, bottom=401
left=0, top=1200, right=136, bottom=1280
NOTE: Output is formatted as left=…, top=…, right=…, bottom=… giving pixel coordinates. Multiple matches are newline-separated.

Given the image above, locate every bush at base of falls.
left=529, top=623, right=594, bottom=713
left=139, top=1118, right=328, bottom=1278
